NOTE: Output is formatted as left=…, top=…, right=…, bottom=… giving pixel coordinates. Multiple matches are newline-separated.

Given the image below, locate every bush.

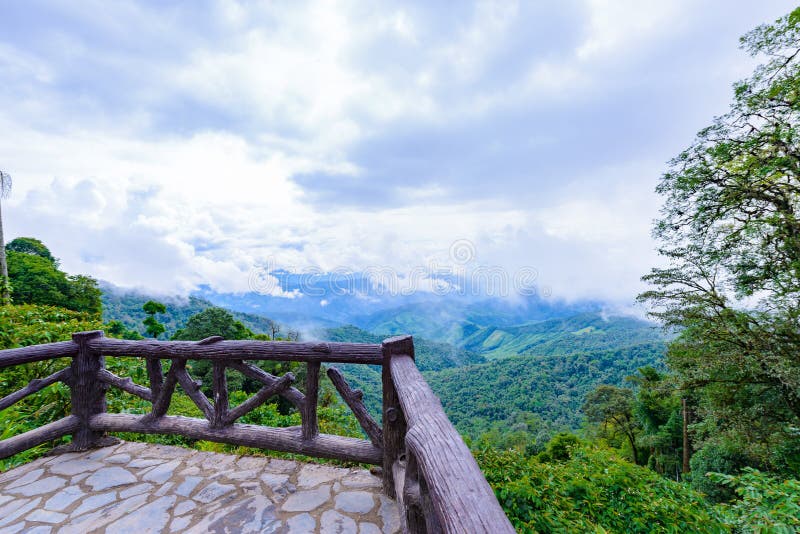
left=536, top=432, right=581, bottom=462
left=691, top=442, right=752, bottom=502
left=710, top=468, right=800, bottom=533
left=476, top=446, right=727, bottom=533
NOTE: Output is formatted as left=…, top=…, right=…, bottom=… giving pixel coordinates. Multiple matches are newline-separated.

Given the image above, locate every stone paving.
left=0, top=441, right=401, bottom=533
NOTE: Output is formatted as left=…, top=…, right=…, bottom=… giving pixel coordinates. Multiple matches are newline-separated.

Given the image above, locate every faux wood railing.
left=0, top=331, right=514, bottom=533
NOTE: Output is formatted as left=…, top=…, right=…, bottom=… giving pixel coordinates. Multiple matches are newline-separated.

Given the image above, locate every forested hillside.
left=427, top=342, right=665, bottom=446
left=350, top=298, right=599, bottom=347
left=101, top=286, right=286, bottom=339
left=317, top=320, right=665, bottom=451
left=458, top=312, right=666, bottom=359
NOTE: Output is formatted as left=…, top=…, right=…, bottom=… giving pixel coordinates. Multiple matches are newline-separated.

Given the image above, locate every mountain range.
left=100, top=281, right=666, bottom=442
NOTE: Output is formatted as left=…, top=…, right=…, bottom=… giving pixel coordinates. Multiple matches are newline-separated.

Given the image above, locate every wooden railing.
left=0, top=331, right=514, bottom=533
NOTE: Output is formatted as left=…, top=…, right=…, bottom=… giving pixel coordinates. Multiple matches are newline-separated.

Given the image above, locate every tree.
left=639, top=8, right=800, bottom=472
left=6, top=237, right=58, bottom=265
left=268, top=319, right=281, bottom=340
left=628, top=367, right=684, bottom=479
left=6, top=251, right=70, bottom=309
left=142, top=300, right=166, bottom=339
left=5, top=239, right=101, bottom=316
left=583, top=385, right=640, bottom=464
left=0, top=170, right=11, bottom=305
left=172, top=307, right=254, bottom=394
left=67, top=275, right=102, bottom=316
left=171, top=307, right=252, bottom=341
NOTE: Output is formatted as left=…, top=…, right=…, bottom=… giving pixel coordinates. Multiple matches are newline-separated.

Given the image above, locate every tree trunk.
left=0, top=199, right=9, bottom=305
left=682, top=398, right=691, bottom=474
left=627, top=431, right=639, bottom=465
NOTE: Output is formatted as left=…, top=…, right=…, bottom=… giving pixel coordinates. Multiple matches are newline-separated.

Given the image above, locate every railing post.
left=70, top=330, right=117, bottom=450
left=302, top=362, right=320, bottom=440
left=212, top=361, right=228, bottom=428
left=381, top=335, right=414, bottom=497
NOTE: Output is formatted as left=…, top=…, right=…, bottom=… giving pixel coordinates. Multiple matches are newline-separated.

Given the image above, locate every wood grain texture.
left=382, top=335, right=412, bottom=497
left=224, top=372, right=295, bottom=426
left=0, top=341, right=77, bottom=368
left=302, top=362, right=320, bottom=441
left=0, top=416, right=79, bottom=460
left=0, top=368, right=71, bottom=411
left=327, top=367, right=383, bottom=447
left=392, top=458, right=410, bottom=533
left=402, top=451, right=428, bottom=533
left=70, top=331, right=108, bottom=449
left=211, top=361, right=228, bottom=428
left=148, top=359, right=181, bottom=419
left=227, top=361, right=306, bottom=410
left=90, top=413, right=383, bottom=464
left=96, top=369, right=152, bottom=401
left=146, top=359, right=164, bottom=402
left=89, top=338, right=383, bottom=364
left=390, top=354, right=514, bottom=533
left=174, top=364, right=215, bottom=421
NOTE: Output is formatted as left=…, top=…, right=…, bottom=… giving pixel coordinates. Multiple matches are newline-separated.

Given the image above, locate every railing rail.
left=382, top=337, right=515, bottom=533
left=0, top=330, right=514, bottom=533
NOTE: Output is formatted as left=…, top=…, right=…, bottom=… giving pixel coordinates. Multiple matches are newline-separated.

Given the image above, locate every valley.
left=102, top=284, right=667, bottom=448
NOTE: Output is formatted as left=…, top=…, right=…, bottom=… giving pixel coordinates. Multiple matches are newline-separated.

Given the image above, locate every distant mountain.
left=320, top=324, right=485, bottom=371
left=459, top=312, right=667, bottom=359
left=191, top=272, right=601, bottom=336
left=351, top=299, right=601, bottom=343
left=101, top=281, right=667, bottom=444
left=100, top=284, right=281, bottom=339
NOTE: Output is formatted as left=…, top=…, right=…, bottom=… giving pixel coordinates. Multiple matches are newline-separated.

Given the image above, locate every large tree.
left=583, top=385, right=640, bottom=464
left=142, top=300, right=167, bottom=339
left=639, top=9, right=800, bottom=472
left=0, top=170, right=11, bottom=305
left=5, top=238, right=101, bottom=316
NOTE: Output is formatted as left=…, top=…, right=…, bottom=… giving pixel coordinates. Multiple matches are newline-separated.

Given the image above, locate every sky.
left=0, top=0, right=796, bottom=303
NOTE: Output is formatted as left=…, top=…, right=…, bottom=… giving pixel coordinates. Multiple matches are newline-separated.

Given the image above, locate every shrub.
left=476, top=445, right=727, bottom=533
left=710, top=468, right=800, bottom=533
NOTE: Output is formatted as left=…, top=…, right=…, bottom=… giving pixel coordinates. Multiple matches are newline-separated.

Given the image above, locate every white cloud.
left=0, top=0, right=796, bottom=305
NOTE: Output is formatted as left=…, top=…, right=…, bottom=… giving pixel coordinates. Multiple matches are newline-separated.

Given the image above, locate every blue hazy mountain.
left=192, top=271, right=604, bottom=341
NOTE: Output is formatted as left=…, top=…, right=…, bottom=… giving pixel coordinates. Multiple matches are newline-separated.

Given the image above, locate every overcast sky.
left=0, top=0, right=795, bottom=302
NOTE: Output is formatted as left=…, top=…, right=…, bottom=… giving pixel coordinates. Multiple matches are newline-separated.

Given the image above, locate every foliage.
left=142, top=300, right=166, bottom=316
left=101, top=288, right=283, bottom=339
left=476, top=444, right=726, bottom=533
left=710, top=468, right=800, bottom=533
left=172, top=306, right=252, bottom=341
left=0, top=302, right=363, bottom=470
left=170, top=307, right=256, bottom=393
left=583, top=385, right=640, bottom=464
left=322, top=324, right=485, bottom=371
left=690, top=441, right=756, bottom=503
left=142, top=300, right=166, bottom=339
left=6, top=244, right=101, bottom=316
left=0, top=304, right=102, bottom=470
left=535, top=432, right=581, bottom=463
left=105, top=319, right=143, bottom=340
left=0, top=304, right=101, bottom=349
left=425, top=342, right=665, bottom=445
left=639, top=8, right=800, bottom=475
left=6, top=237, right=58, bottom=265
left=628, top=367, right=685, bottom=479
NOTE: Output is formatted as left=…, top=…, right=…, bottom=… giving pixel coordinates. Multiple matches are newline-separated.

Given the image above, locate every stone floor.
left=0, top=441, right=401, bottom=533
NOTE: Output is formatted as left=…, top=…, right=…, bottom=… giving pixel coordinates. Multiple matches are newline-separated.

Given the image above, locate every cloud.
left=0, top=0, right=796, bottom=304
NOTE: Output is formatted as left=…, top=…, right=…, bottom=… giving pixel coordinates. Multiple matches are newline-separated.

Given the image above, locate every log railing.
left=0, top=331, right=513, bottom=533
